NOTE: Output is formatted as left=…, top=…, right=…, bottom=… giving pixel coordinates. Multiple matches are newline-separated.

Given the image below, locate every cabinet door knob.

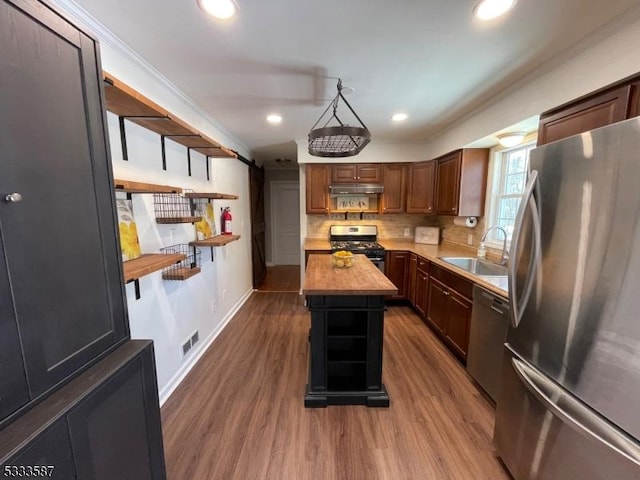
left=5, top=192, right=23, bottom=203
left=443, top=291, right=450, bottom=296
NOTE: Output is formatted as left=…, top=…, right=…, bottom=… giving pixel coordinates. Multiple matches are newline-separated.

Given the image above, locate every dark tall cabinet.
left=0, top=0, right=165, bottom=477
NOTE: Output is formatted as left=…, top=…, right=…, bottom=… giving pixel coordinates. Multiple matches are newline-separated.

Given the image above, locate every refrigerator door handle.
left=508, top=170, right=542, bottom=327
left=511, top=357, right=640, bottom=467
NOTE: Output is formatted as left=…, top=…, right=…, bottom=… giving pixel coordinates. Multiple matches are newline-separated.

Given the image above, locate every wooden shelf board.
left=189, top=235, right=241, bottom=247
left=102, top=71, right=237, bottom=159
left=162, top=266, right=201, bottom=281
left=183, top=192, right=239, bottom=200
left=123, top=253, right=185, bottom=282
left=156, top=216, right=202, bottom=224
left=114, top=179, right=182, bottom=194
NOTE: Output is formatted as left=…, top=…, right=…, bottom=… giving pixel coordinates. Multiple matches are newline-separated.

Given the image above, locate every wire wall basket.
left=154, top=193, right=201, bottom=224
left=160, top=244, right=201, bottom=281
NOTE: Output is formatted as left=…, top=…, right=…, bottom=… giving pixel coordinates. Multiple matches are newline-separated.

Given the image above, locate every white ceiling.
left=71, top=0, right=640, bottom=164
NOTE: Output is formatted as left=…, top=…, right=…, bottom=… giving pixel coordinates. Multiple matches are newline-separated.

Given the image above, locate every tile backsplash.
left=306, top=214, right=439, bottom=239
left=307, top=213, right=503, bottom=258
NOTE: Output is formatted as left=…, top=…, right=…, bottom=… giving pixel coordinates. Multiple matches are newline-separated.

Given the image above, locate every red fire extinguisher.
left=221, top=207, right=232, bottom=235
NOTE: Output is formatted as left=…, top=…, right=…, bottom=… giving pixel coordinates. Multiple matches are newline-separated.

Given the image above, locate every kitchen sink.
left=439, top=257, right=508, bottom=277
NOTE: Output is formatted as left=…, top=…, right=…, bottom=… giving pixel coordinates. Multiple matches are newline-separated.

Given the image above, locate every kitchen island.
left=302, top=254, right=398, bottom=407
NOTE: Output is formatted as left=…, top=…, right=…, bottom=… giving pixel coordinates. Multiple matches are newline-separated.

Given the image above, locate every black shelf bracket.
left=206, top=155, right=210, bottom=181
left=119, top=116, right=128, bottom=161
left=126, top=278, right=141, bottom=300
left=160, top=135, right=167, bottom=170
left=187, top=148, right=192, bottom=177
left=118, top=115, right=168, bottom=162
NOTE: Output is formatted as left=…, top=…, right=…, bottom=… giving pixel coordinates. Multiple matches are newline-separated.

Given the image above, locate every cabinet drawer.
left=430, top=264, right=473, bottom=299
left=417, top=257, right=430, bottom=274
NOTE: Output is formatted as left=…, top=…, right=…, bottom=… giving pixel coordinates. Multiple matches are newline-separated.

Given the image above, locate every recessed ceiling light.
left=473, top=0, right=516, bottom=20
left=266, top=114, right=282, bottom=124
left=197, top=0, right=238, bottom=20
left=391, top=113, right=408, bottom=122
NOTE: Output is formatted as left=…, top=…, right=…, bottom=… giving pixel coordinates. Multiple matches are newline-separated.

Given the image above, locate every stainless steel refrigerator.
left=494, top=117, right=640, bottom=479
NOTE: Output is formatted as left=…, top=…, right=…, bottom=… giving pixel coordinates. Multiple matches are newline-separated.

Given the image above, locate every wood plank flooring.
left=161, top=293, right=512, bottom=480
left=258, top=266, right=301, bottom=292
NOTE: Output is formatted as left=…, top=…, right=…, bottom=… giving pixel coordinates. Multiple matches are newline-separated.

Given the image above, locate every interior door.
left=272, top=181, right=300, bottom=265
left=249, top=166, right=266, bottom=288
left=0, top=0, right=127, bottom=398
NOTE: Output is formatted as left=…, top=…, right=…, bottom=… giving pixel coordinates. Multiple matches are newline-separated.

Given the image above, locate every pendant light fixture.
left=308, top=79, right=371, bottom=158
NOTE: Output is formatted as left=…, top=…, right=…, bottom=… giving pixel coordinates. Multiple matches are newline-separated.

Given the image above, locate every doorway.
left=270, top=181, right=300, bottom=265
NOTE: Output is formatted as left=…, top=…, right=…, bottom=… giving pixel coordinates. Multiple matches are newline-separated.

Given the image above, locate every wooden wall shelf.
left=114, top=179, right=182, bottom=194
left=190, top=235, right=241, bottom=247
left=183, top=192, right=239, bottom=200
left=103, top=72, right=237, bottom=159
left=122, top=253, right=185, bottom=282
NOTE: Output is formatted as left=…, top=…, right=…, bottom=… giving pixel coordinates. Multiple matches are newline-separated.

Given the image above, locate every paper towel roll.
left=453, top=216, right=477, bottom=228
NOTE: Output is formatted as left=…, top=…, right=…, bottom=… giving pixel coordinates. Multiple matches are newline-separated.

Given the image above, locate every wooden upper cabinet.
left=630, top=80, right=640, bottom=118
left=406, top=161, right=435, bottom=214
left=306, top=164, right=329, bottom=214
left=331, top=164, right=381, bottom=183
left=381, top=164, right=406, bottom=213
left=435, top=149, right=489, bottom=217
left=538, top=84, right=632, bottom=146
left=357, top=164, right=382, bottom=183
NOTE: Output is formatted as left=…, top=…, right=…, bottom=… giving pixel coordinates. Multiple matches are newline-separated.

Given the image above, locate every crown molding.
left=47, top=0, right=252, bottom=157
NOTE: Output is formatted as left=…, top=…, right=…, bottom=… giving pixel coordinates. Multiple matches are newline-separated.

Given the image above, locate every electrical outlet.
left=468, top=234, right=473, bottom=245
left=210, top=301, right=217, bottom=314
left=222, top=289, right=227, bottom=301
left=191, top=331, right=199, bottom=346
left=182, top=339, right=192, bottom=357
left=404, top=228, right=410, bottom=237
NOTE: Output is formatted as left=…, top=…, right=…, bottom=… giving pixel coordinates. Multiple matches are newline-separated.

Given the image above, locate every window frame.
left=483, top=140, right=536, bottom=250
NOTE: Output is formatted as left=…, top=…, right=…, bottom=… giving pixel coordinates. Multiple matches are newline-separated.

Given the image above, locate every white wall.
left=422, top=9, right=640, bottom=159
left=296, top=140, right=427, bottom=165
left=51, top=0, right=255, bottom=404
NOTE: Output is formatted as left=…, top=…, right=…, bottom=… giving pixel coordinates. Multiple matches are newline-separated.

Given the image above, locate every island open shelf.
left=302, top=254, right=398, bottom=407
left=189, top=235, right=241, bottom=247
left=122, top=253, right=185, bottom=282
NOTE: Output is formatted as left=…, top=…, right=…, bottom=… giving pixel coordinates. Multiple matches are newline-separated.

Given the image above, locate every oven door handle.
left=367, top=257, right=385, bottom=262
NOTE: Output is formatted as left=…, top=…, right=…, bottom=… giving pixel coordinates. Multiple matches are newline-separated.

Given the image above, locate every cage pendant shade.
left=308, top=79, right=371, bottom=157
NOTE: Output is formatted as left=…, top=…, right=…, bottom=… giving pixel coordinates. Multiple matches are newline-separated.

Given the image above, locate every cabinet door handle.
left=443, top=291, right=450, bottom=296
left=5, top=192, right=23, bottom=203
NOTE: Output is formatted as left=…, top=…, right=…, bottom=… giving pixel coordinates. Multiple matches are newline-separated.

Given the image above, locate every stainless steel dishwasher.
left=467, top=285, right=510, bottom=402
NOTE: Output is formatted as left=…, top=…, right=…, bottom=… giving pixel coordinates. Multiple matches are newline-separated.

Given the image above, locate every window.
left=484, top=141, right=535, bottom=248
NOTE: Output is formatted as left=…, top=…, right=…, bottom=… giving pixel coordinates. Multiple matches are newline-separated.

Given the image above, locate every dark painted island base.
left=304, top=383, right=390, bottom=408
left=304, top=295, right=390, bottom=408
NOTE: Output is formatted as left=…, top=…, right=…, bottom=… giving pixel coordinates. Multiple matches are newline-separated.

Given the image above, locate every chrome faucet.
left=480, top=225, right=509, bottom=266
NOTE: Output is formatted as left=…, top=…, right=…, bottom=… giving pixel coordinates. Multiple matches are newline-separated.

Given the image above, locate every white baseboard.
left=266, top=261, right=276, bottom=267
left=158, top=287, right=254, bottom=406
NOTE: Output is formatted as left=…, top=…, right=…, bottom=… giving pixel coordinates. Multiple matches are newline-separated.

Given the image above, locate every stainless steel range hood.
left=329, top=184, right=384, bottom=196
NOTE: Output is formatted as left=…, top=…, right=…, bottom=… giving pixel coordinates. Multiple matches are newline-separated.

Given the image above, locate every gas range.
left=329, top=225, right=386, bottom=261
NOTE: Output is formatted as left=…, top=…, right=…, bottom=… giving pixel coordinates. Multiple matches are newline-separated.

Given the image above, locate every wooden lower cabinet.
left=407, top=254, right=417, bottom=305
left=426, top=277, right=448, bottom=334
left=426, top=273, right=473, bottom=360
left=0, top=341, right=166, bottom=479
left=385, top=251, right=409, bottom=299
left=414, top=269, right=429, bottom=318
left=444, top=290, right=472, bottom=358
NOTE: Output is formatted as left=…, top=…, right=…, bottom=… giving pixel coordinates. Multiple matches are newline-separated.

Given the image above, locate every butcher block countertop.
left=303, top=238, right=508, bottom=298
left=303, top=254, right=398, bottom=296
